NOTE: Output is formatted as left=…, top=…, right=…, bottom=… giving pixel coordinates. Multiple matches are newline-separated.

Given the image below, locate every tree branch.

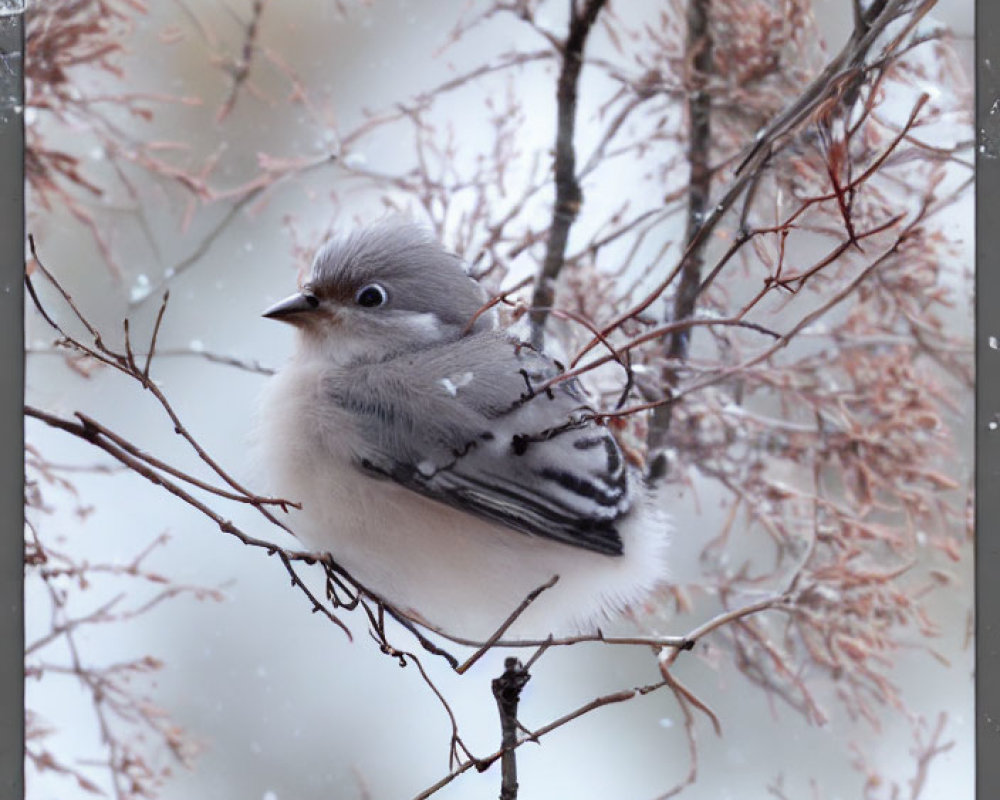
left=573, top=0, right=927, bottom=370
left=647, top=0, right=714, bottom=476
left=529, top=0, right=607, bottom=346
left=493, top=658, right=531, bottom=800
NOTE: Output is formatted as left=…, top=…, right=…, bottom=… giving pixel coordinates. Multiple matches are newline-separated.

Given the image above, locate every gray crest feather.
left=311, top=222, right=492, bottom=333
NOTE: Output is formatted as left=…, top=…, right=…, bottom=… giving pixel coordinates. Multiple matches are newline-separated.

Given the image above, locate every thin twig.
left=456, top=576, right=559, bottom=674
left=142, top=290, right=170, bottom=380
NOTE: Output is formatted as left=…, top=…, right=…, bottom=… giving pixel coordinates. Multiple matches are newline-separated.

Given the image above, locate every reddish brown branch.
left=574, top=0, right=928, bottom=368
left=216, top=0, right=268, bottom=122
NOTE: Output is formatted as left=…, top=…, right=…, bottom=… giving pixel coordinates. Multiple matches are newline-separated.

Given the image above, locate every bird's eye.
left=355, top=283, right=388, bottom=308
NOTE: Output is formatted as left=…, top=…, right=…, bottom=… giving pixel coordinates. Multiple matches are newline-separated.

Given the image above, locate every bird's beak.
left=262, top=292, right=319, bottom=322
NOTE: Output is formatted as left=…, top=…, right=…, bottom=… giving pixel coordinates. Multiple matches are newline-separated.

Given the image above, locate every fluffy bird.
left=255, top=223, right=668, bottom=641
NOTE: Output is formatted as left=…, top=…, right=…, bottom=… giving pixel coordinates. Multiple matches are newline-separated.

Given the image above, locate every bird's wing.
left=323, top=332, right=633, bottom=556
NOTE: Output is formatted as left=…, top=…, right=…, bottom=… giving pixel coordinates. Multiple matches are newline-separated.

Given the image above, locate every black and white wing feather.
left=324, top=332, right=633, bottom=556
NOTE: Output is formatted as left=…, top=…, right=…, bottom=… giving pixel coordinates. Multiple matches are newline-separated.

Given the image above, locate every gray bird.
left=255, top=222, right=668, bottom=640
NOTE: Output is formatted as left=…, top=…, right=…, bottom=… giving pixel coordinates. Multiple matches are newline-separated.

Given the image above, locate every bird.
left=254, top=221, right=669, bottom=641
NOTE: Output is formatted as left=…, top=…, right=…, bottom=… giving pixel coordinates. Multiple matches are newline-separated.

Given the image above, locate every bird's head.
left=263, top=222, right=494, bottom=362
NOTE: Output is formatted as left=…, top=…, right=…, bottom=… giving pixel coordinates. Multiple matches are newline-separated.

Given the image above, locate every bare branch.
left=529, top=0, right=608, bottom=344
left=493, top=658, right=531, bottom=800
left=647, top=0, right=715, bottom=472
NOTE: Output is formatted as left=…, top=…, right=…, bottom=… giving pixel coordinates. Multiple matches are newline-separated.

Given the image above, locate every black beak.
left=262, top=292, right=319, bottom=321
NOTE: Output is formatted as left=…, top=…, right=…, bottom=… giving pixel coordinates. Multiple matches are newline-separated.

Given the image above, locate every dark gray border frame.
left=0, top=5, right=23, bottom=798
left=979, top=0, right=999, bottom=797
